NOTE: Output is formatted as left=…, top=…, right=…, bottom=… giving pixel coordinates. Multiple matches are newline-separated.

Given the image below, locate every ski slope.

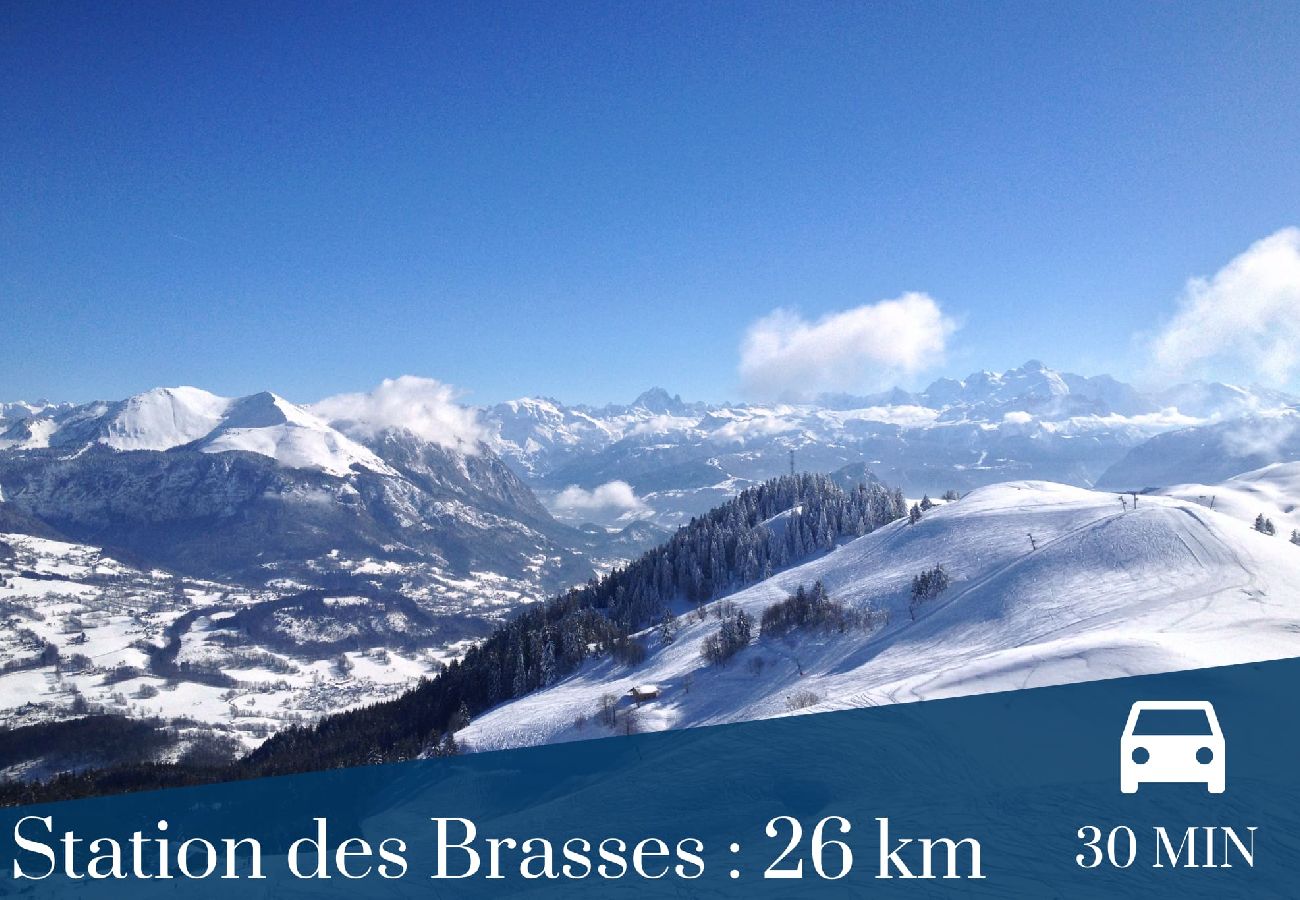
left=462, top=480, right=1300, bottom=751
left=1157, top=461, right=1300, bottom=539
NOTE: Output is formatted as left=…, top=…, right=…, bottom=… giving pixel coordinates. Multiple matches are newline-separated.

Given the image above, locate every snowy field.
left=1158, top=461, right=1300, bottom=539
left=462, top=478, right=1300, bottom=751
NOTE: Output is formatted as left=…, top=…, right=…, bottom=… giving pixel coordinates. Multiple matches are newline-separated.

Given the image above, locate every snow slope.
left=195, top=392, right=395, bottom=477
left=101, top=387, right=233, bottom=451
left=462, top=480, right=1300, bottom=751
left=1157, top=462, right=1300, bottom=538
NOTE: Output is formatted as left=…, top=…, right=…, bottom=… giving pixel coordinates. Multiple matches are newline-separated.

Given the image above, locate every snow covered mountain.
left=1098, top=409, right=1300, bottom=490
left=0, top=387, right=596, bottom=603
left=2, top=367, right=1291, bottom=596
left=484, top=362, right=1297, bottom=527
left=461, top=479, right=1300, bottom=752
left=0, top=387, right=394, bottom=477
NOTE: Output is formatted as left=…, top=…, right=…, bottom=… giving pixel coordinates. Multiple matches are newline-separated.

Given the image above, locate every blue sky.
left=3, top=2, right=1299, bottom=405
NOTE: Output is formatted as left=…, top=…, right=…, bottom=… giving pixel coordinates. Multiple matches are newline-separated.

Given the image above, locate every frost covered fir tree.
left=909, top=565, right=950, bottom=620
left=540, top=638, right=558, bottom=686
left=1255, top=514, right=1277, bottom=536
left=701, top=609, right=753, bottom=665
left=657, top=606, right=678, bottom=644
left=448, top=701, right=472, bottom=733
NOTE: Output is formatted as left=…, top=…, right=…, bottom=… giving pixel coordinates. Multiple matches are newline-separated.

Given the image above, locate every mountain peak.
left=220, top=391, right=312, bottom=430
left=631, top=387, right=688, bottom=415
left=633, top=386, right=674, bottom=403
left=103, top=385, right=232, bottom=451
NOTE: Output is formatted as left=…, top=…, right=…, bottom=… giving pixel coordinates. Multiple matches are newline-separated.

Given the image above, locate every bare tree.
left=786, top=689, right=822, bottom=711
left=598, top=693, right=619, bottom=728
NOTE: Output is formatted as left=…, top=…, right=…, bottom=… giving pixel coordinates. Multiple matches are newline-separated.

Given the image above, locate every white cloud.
left=1002, top=411, right=1034, bottom=425
left=707, top=414, right=797, bottom=444
left=550, top=480, right=649, bottom=521
left=312, top=376, right=487, bottom=452
left=1220, top=411, right=1299, bottom=459
left=738, top=293, right=957, bottom=401
left=1064, top=409, right=1204, bottom=431
left=627, top=415, right=698, bottom=437
left=1150, top=227, right=1300, bottom=386
left=831, top=405, right=941, bottom=428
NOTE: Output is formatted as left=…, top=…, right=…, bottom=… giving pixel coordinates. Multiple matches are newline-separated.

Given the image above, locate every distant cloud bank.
left=738, top=292, right=957, bottom=401
left=1150, top=227, right=1300, bottom=387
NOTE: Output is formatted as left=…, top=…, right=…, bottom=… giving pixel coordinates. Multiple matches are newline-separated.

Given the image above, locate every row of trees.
left=759, top=580, right=874, bottom=637
left=1253, top=513, right=1300, bottom=544
left=700, top=608, right=754, bottom=665
left=909, top=565, right=950, bottom=619
left=1252, top=513, right=1300, bottom=545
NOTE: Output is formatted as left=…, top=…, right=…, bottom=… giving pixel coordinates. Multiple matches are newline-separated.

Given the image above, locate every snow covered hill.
left=483, top=362, right=1296, bottom=528
left=461, top=480, right=1300, bottom=752
left=1156, top=462, right=1300, bottom=539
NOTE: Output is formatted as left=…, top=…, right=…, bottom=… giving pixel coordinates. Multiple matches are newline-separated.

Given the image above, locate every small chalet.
left=628, top=684, right=660, bottom=704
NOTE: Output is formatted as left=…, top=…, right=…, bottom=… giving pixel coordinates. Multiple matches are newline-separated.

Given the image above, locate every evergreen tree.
left=701, top=609, right=753, bottom=665
left=909, top=565, right=950, bottom=620
left=540, top=638, right=557, bottom=687
left=511, top=648, right=527, bottom=696
left=657, top=606, right=678, bottom=644
left=448, top=701, right=471, bottom=733
left=760, top=580, right=864, bottom=636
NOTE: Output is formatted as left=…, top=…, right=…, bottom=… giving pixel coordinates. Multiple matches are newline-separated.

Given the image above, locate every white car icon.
left=1120, top=700, right=1225, bottom=794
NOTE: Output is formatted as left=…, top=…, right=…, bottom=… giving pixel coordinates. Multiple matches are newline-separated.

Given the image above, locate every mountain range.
left=484, top=361, right=1299, bottom=526
left=0, top=387, right=597, bottom=611
left=3, top=362, right=1295, bottom=585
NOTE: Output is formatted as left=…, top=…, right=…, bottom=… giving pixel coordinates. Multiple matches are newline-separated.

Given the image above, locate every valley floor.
left=0, top=534, right=528, bottom=776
